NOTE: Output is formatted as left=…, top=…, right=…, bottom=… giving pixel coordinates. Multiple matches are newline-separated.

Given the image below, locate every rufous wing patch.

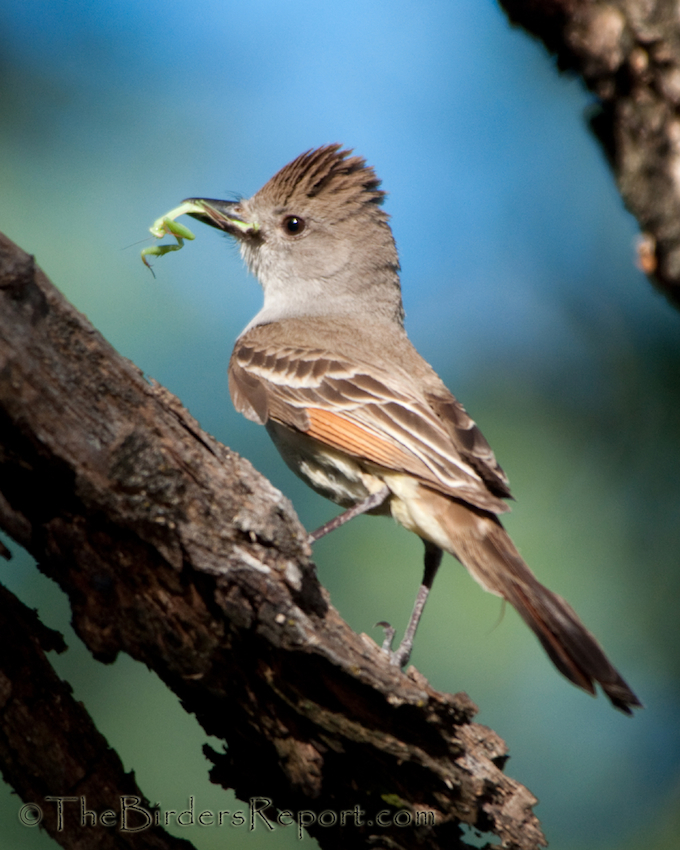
left=305, top=407, right=411, bottom=470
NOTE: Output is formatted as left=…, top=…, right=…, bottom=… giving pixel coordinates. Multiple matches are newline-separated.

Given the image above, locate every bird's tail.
left=433, top=496, right=642, bottom=714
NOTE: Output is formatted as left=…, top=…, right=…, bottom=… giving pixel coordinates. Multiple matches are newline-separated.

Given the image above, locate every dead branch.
left=0, top=583, right=197, bottom=850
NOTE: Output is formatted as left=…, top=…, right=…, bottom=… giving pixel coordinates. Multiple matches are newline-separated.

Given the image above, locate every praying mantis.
left=141, top=201, right=205, bottom=271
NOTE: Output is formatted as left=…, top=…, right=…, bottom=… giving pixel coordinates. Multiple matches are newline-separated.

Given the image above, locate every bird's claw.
left=376, top=620, right=395, bottom=653
left=376, top=621, right=412, bottom=668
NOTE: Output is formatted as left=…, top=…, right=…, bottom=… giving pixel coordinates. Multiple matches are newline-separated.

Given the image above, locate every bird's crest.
left=256, top=145, right=386, bottom=213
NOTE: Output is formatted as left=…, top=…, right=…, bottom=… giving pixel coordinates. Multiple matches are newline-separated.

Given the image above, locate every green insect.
left=142, top=198, right=259, bottom=274
left=141, top=201, right=205, bottom=272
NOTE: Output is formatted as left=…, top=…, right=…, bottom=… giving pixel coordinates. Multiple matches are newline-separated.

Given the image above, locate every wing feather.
left=229, top=338, right=511, bottom=513
left=306, top=408, right=415, bottom=470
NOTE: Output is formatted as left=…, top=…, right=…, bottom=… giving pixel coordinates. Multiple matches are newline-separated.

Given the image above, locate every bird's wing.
left=229, top=338, right=511, bottom=513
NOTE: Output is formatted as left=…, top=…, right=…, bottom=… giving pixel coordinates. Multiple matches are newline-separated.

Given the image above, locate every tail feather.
left=435, top=497, right=642, bottom=714
left=498, top=567, right=641, bottom=714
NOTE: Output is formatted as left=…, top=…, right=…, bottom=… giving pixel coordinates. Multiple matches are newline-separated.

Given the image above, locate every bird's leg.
left=380, top=540, right=443, bottom=668
left=307, top=485, right=390, bottom=544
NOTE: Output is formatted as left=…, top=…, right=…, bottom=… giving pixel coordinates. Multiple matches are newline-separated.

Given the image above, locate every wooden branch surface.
left=0, top=231, right=545, bottom=850
left=0, top=583, right=197, bottom=850
left=500, top=0, right=680, bottom=307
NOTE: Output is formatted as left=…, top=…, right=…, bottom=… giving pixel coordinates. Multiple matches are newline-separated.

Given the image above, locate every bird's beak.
left=182, top=198, right=259, bottom=238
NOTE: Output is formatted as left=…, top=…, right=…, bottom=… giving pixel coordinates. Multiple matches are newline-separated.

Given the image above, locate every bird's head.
left=185, top=145, right=403, bottom=325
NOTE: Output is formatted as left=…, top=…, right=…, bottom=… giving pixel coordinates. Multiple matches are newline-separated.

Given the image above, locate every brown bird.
left=184, top=145, right=641, bottom=714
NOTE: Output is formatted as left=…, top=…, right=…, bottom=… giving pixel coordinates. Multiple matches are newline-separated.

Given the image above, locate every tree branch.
left=0, top=231, right=545, bottom=849
left=0, top=583, right=198, bottom=850
left=499, top=0, right=680, bottom=308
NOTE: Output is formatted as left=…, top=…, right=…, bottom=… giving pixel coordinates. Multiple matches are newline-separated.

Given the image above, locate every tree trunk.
left=500, top=0, right=680, bottom=309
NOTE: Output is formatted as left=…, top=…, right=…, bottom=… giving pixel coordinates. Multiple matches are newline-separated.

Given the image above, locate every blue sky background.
left=1, top=2, right=679, bottom=849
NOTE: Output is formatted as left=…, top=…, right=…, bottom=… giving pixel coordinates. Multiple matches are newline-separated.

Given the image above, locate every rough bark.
left=0, top=230, right=545, bottom=849
left=499, top=0, right=680, bottom=308
left=0, top=584, right=197, bottom=850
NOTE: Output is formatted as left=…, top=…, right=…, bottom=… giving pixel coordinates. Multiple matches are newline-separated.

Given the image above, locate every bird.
left=182, top=144, right=641, bottom=714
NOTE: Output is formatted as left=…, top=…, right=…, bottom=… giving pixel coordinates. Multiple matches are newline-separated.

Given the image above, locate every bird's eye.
left=283, top=215, right=305, bottom=235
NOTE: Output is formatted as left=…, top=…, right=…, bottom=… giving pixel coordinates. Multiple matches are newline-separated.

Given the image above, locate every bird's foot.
left=376, top=621, right=412, bottom=668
